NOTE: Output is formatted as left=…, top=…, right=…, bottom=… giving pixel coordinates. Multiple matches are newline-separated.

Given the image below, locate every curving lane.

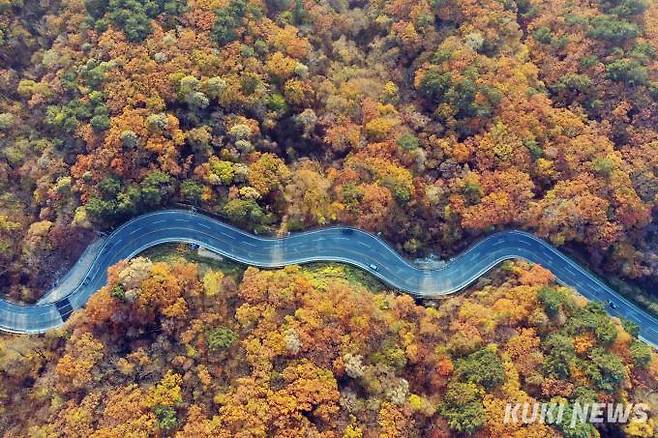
left=1, top=209, right=657, bottom=347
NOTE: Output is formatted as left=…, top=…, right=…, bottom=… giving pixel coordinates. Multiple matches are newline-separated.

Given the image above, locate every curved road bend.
left=1, top=209, right=657, bottom=347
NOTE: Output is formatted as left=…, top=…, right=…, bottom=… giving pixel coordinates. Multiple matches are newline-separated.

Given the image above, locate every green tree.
left=533, top=26, right=553, bottom=44
left=551, top=74, right=593, bottom=98
left=85, top=197, right=117, bottom=220
left=601, top=0, right=647, bottom=17
left=154, top=406, right=178, bottom=432
left=418, top=68, right=452, bottom=102
left=116, top=185, right=141, bottom=216
left=621, top=318, right=639, bottom=337
left=565, top=303, right=617, bottom=346
left=212, top=0, right=248, bottom=46
left=629, top=340, right=652, bottom=367
left=222, top=199, right=264, bottom=227
left=140, top=171, right=174, bottom=208
left=90, top=114, right=110, bottom=132
left=180, top=180, right=204, bottom=204
left=455, top=345, right=505, bottom=390
left=439, top=381, right=485, bottom=434
left=99, top=176, right=122, bottom=198
left=606, top=59, right=648, bottom=86
left=397, top=133, right=420, bottom=150
left=106, top=0, right=153, bottom=41
left=538, top=286, right=573, bottom=317
left=543, top=333, right=576, bottom=379
left=588, top=16, right=640, bottom=44
left=87, top=0, right=187, bottom=42
left=584, top=348, right=625, bottom=392
left=207, top=326, right=237, bottom=351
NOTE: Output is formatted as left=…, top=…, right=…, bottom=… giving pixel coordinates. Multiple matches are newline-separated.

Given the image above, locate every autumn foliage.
left=1, top=256, right=657, bottom=436
left=1, top=0, right=658, bottom=308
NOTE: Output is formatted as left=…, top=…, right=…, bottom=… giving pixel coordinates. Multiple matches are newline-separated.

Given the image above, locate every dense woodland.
left=1, top=0, right=658, bottom=304
left=1, top=254, right=657, bottom=436
left=3, top=0, right=658, bottom=436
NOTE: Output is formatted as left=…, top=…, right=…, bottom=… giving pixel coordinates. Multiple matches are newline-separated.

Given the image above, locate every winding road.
left=2, top=209, right=657, bottom=347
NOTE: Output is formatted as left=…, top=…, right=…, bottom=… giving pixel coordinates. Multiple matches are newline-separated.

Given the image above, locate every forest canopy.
left=3, top=0, right=658, bottom=435
left=1, top=0, right=658, bottom=305
left=1, top=255, right=657, bottom=436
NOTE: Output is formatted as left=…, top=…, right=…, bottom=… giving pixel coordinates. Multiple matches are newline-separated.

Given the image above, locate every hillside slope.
left=1, top=255, right=657, bottom=436
left=1, top=0, right=658, bottom=304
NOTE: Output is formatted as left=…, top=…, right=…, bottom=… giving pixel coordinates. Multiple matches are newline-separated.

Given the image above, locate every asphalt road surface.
left=1, top=209, right=657, bottom=348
